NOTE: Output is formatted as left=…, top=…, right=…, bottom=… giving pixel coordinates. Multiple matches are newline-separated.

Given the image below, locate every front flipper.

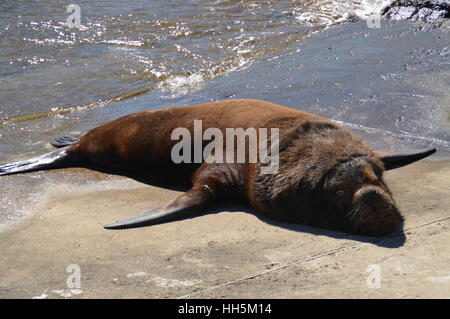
left=104, top=185, right=214, bottom=229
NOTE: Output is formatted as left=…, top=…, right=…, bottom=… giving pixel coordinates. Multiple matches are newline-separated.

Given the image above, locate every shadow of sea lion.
left=213, top=204, right=407, bottom=249
left=81, top=162, right=406, bottom=248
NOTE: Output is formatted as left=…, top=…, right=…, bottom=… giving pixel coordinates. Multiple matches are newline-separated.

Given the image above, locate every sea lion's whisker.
left=347, top=203, right=363, bottom=222
left=358, top=206, right=367, bottom=227
left=345, top=207, right=357, bottom=219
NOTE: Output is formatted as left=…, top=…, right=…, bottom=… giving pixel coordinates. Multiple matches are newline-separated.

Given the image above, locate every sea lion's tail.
left=0, top=148, right=75, bottom=176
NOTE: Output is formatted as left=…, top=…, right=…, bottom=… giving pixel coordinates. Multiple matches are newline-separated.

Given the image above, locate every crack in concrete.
left=178, top=216, right=450, bottom=298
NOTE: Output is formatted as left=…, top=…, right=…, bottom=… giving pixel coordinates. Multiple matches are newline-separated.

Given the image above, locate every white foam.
left=295, top=0, right=394, bottom=27
left=354, top=0, right=395, bottom=19
left=157, top=54, right=250, bottom=98
left=102, top=39, right=143, bottom=47
left=157, top=73, right=205, bottom=98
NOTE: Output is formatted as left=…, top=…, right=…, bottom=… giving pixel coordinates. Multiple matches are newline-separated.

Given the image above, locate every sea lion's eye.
left=336, top=190, right=345, bottom=197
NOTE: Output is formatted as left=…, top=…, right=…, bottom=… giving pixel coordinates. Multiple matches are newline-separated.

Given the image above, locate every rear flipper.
left=0, top=148, right=74, bottom=176
left=104, top=185, right=215, bottom=229
left=51, top=134, right=82, bottom=148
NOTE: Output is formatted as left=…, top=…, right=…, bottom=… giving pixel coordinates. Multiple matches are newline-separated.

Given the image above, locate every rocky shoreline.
left=383, top=0, right=450, bottom=21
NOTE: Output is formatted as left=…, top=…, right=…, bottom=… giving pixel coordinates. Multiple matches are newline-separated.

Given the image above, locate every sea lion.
left=0, top=99, right=436, bottom=236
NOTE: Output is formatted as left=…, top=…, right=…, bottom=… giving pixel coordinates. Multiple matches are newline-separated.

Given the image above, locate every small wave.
left=24, top=37, right=76, bottom=46
left=295, top=0, right=394, bottom=27
left=0, top=172, right=141, bottom=233
left=157, top=55, right=250, bottom=98
left=0, top=86, right=153, bottom=126
left=157, top=73, right=205, bottom=98
left=101, top=39, right=144, bottom=47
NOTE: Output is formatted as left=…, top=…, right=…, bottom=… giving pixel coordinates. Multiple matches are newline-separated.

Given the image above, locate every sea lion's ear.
left=374, top=148, right=436, bottom=170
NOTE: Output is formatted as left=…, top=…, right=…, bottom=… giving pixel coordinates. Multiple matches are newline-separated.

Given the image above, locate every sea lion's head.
left=322, top=149, right=436, bottom=236
left=323, top=156, right=398, bottom=236
left=252, top=119, right=436, bottom=237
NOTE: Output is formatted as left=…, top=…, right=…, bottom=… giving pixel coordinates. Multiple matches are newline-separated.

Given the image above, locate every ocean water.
left=0, top=0, right=448, bottom=229
left=0, top=1, right=391, bottom=133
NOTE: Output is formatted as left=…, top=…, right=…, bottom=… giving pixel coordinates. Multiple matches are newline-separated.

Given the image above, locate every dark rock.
left=383, top=0, right=450, bottom=21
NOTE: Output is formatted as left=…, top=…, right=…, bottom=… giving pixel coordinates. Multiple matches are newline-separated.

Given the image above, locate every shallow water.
left=0, top=0, right=449, bottom=229
left=0, top=0, right=394, bottom=160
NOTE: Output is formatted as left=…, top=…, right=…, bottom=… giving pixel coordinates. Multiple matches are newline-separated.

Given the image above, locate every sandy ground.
left=0, top=159, right=449, bottom=299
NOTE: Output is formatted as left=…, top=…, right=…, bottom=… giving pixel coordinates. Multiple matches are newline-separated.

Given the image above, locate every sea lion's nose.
left=361, top=186, right=381, bottom=200
left=354, top=185, right=383, bottom=203
left=352, top=185, right=402, bottom=236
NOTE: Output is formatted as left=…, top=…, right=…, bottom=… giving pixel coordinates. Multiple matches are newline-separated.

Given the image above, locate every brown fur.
left=1, top=99, right=416, bottom=235
left=60, top=99, right=402, bottom=235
